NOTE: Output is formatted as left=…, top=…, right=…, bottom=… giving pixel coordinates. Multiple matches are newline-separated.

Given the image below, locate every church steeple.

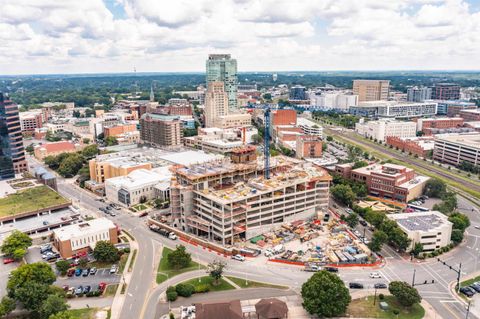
left=149, top=84, right=154, bottom=102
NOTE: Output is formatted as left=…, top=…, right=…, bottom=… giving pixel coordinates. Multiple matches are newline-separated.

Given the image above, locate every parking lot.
left=55, top=267, right=121, bottom=289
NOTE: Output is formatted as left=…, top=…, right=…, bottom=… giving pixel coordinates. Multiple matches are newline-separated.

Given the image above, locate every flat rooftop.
left=435, top=133, right=480, bottom=148
left=54, top=217, right=116, bottom=241
left=160, top=150, right=223, bottom=166
left=388, top=211, right=451, bottom=232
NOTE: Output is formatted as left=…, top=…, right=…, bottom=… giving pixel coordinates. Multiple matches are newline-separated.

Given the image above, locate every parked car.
left=82, top=269, right=89, bottom=277
left=324, top=267, right=338, bottom=273
left=470, top=284, right=480, bottom=293
left=75, top=286, right=84, bottom=295
left=460, top=287, right=476, bottom=297
left=369, top=272, right=381, bottom=279
left=374, top=283, right=387, bottom=289
left=168, top=232, right=177, bottom=240
left=40, top=244, right=52, bottom=253
left=67, top=268, right=75, bottom=277
left=89, top=267, right=97, bottom=275
left=109, top=211, right=117, bottom=216
left=349, top=282, right=364, bottom=289
left=83, top=286, right=91, bottom=294
left=62, top=285, right=69, bottom=291
left=359, top=220, right=368, bottom=227
left=232, top=254, right=245, bottom=262
left=98, top=282, right=107, bottom=292
left=3, top=258, right=14, bottom=264
left=105, top=206, right=112, bottom=211
left=75, top=268, right=82, bottom=276
left=110, top=265, right=117, bottom=274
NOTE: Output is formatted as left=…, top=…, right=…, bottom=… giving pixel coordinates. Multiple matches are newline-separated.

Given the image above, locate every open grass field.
left=181, top=276, right=235, bottom=292
left=64, top=308, right=98, bottom=319
left=347, top=296, right=425, bottom=319
left=156, top=247, right=204, bottom=284
left=225, top=276, right=288, bottom=289
left=0, top=185, right=70, bottom=217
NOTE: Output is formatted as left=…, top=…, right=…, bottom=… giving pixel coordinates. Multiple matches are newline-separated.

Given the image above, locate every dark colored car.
left=82, top=269, right=89, bottom=277
left=374, top=283, right=387, bottom=289
left=349, top=282, right=364, bottom=289
left=460, top=287, right=475, bottom=297
left=67, top=268, right=75, bottom=277
left=75, top=268, right=82, bottom=276
left=83, top=286, right=91, bottom=294
left=359, top=220, right=368, bottom=227
left=324, top=267, right=338, bottom=273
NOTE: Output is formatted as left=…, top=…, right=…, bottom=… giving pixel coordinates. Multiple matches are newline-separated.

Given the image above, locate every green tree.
left=331, top=184, right=356, bottom=207
left=81, top=144, right=99, bottom=159
left=352, top=160, right=368, bottom=169
left=1, top=230, right=32, bottom=259
left=93, top=241, right=120, bottom=263
left=412, top=243, right=423, bottom=257
left=167, top=245, right=192, bottom=270
left=388, top=228, right=411, bottom=252
left=48, top=311, right=74, bottom=319
left=13, top=281, right=51, bottom=313
left=0, top=296, right=16, bottom=317
left=105, top=136, right=118, bottom=146
left=301, top=271, right=351, bottom=317
left=451, top=229, right=464, bottom=244
left=448, top=213, right=470, bottom=231
left=55, top=260, right=71, bottom=276
left=206, top=260, right=226, bottom=285
left=424, top=178, right=447, bottom=198
left=82, top=138, right=90, bottom=144
left=388, top=281, right=421, bottom=307
left=326, top=135, right=333, bottom=142
left=25, top=144, right=35, bottom=154
left=57, top=153, right=84, bottom=177
left=344, top=213, right=359, bottom=229
left=365, top=210, right=386, bottom=229
left=369, top=230, right=388, bottom=252
left=44, top=155, right=61, bottom=170
left=40, top=294, right=69, bottom=319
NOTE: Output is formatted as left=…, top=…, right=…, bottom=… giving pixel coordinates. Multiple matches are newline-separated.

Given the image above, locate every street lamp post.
left=373, top=286, right=378, bottom=306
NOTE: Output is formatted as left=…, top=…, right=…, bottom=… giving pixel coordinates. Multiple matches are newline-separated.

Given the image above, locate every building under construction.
left=170, top=147, right=332, bottom=246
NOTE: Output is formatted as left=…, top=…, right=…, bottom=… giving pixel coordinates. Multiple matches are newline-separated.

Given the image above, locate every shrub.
left=195, top=284, right=210, bottom=293
left=86, top=292, right=94, bottom=297
left=393, top=309, right=400, bottom=315
left=175, top=283, right=195, bottom=297
left=123, top=247, right=131, bottom=254
left=379, top=293, right=385, bottom=300
left=166, top=290, right=178, bottom=302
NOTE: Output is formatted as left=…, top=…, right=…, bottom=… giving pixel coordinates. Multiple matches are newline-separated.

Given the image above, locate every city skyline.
left=1, top=0, right=480, bottom=75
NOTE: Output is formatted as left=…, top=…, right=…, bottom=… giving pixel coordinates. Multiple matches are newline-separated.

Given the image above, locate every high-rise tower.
left=206, top=54, right=237, bottom=110
left=0, top=93, right=27, bottom=179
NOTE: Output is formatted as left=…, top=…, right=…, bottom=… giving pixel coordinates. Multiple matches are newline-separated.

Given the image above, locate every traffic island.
left=156, top=247, right=205, bottom=284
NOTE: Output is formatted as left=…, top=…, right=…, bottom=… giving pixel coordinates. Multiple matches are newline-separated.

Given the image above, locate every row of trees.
left=44, top=144, right=98, bottom=178
left=330, top=173, right=368, bottom=207
left=301, top=270, right=421, bottom=317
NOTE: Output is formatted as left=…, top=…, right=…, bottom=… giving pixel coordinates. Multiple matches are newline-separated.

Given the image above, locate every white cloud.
left=0, top=0, right=478, bottom=74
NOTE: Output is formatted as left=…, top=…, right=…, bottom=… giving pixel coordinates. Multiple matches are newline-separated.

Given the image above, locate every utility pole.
left=411, top=268, right=435, bottom=287
left=412, top=269, right=416, bottom=287
left=465, top=300, right=471, bottom=319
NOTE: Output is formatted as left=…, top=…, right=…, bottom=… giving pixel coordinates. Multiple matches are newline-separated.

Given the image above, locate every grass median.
left=347, top=295, right=424, bottom=319
left=181, top=276, right=235, bottom=292
left=156, top=247, right=204, bottom=284
left=225, top=276, right=288, bottom=289
left=64, top=308, right=98, bottom=319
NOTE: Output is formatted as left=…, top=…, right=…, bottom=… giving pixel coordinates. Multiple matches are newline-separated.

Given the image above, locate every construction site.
left=169, top=146, right=332, bottom=246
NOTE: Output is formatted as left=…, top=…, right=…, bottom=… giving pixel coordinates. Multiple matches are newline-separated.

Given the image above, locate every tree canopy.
left=423, top=178, right=447, bottom=198
left=1, top=230, right=32, bottom=260
left=331, top=184, right=356, bottom=207
left=369, top=230, right=388, bottom=252
left=93, top=241, right=120, bottom=263
left=388, top=281, right=421, bottom=307
left=301, top=270, right=351, bottom=317
left=167, top=245, right=192, bottom=270
left=206, top=260, right=226, bottom=285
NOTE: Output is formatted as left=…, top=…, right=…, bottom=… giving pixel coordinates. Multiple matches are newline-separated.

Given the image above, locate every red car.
left=3, top=258, right=14, bottom=264
left=67, top=268, right=75, bottom=277
left=98, top=282, right=107, bottom=292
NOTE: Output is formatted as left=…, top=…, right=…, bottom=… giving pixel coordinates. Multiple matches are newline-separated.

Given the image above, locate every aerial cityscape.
left=1, top=1, right=480, bottom=319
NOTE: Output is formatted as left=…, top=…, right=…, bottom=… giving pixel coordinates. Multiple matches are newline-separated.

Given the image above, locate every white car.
left=354, top=230, right=362, bottom=237
left=369, top=272, right=381, bottom=278
left=110, top=264, right=117, bottom=274
left=232, top=254, right=245, bottom=262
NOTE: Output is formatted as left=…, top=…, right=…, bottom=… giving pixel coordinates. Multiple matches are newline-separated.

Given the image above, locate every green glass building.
left=206, top=54, right=238, bottom=110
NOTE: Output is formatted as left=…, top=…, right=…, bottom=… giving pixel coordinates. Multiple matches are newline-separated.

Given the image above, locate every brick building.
left=459, top=109, right=480, bottom=122
left=104, top=124, right=137, bottom=138
left=385, top=136, right=435, bottom=157
left=19, top=111, right=43, bottom=132
left=416, top=117, right=464, bottom=135
left=140, top=113, right=183, bottom=147
left=295, top=135, right=322, bottom=159
left=433, top=83, right=461, bottom=100
left=34, top=141, right=82, bottom=160
left=53, top=218, right=118, bottom=258
left=271, top=109, right=297, bottom=126
left=347, top=163, right=429, bottom=203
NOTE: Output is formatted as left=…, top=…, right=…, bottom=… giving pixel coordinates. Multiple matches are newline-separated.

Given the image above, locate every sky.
left=0, top=0, right=480, bottom=75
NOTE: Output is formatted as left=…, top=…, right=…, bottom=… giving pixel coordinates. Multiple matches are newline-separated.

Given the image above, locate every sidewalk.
left=109, top=232, right=139, bottom=319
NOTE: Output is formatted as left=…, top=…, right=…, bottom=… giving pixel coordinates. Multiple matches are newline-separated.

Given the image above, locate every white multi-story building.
left=53, top=218, right=118, bottom=258
left=355, top=119, right=417, bottom=142
left=297, top=118, right=323, bottom=137
left=105, top=167, right=172, bottom=207
left=387, top=211, right=452, bottom=253
left=311, top=91, right=358, bottom=111
left=350, top=101, right=438, bottom=118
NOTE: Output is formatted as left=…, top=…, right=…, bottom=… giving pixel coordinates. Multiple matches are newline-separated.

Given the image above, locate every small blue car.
left=75, top=268, right=82, bottom=276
